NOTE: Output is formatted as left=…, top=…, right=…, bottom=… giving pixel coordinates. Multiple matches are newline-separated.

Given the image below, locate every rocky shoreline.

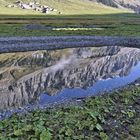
left=0, top=36, right=140, bottom=53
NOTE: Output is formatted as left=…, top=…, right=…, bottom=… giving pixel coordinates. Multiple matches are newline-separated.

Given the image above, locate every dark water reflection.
left=0, top=46, right=140, bottom=113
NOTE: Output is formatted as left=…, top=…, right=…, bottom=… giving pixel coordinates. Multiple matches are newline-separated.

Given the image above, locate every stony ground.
left=0, top=36, right=140, bottom=53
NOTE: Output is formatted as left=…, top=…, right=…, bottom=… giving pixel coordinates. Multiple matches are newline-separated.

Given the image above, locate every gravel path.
left=0, top=36, right=140, bottom=53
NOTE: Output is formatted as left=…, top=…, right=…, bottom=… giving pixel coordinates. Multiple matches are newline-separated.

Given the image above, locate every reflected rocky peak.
left=0, top=46, right=140, bottom=110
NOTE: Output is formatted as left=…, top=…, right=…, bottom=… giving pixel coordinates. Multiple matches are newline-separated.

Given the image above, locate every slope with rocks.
left=94, top=0, right=140, bottom=11
left=0, top=0, right=130, bottom=15
left=0, top=46, right=140, bottom=110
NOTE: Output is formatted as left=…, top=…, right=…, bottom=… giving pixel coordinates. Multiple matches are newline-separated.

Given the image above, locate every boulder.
left=21, top=4, right=32, bottom=9
left=135, top=7, right=140, bottom=14
left=14, top=0, right=22, bottom=4
left=7, top=1, right=57, bottom=14
left=35, top=7, right=42, bottom=11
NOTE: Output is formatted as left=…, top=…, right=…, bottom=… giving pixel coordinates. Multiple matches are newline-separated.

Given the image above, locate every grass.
left=0, top=85, right=140, bottom=139
left=0, top=0, right=130, bottom=15
left=0, top=0, right=139, bottom=37
left=0, top=13, right=139, bottom=37
left=0, top=21, right=140, bottom=37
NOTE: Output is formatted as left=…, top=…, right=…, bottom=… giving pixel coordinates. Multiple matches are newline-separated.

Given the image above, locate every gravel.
left=0, top=36, right=140, bottom=53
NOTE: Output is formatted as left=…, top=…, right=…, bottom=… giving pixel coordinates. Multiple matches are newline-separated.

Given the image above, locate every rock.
left=42, top=9, right=50, bottom=14
left=35, top=2, right=40, bottom=5
left=23, top=24, right=47, bottom=30
left=53, top=9, right=57, bottom=12
left=94, top=0, right=140, bottom=11
left=0, top=46, right=140, bottom=110
left=6, top=1, right=57, bottom=14
left=29, top=2, right=35, bottom=6
left=35, top=7, right=42, bottom=11
left=44, top=5, right=49, bottom=8
left=20, top=4, right=32, bottom=9
left=6, top=4, right=15, bottom=8
left=135, top=83, right=140, bottom=86
left=135, top=7, right=140, bottom=14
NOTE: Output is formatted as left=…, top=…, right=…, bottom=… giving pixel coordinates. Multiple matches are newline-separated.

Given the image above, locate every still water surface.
left=1, top=46, right=140, bottom=119
left=40, top=61, right=140, bottom=105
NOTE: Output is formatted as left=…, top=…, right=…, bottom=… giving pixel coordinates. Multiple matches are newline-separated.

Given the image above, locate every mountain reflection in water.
left=40, top=61, right=140, bottom=105
left=0, top=46, right=140, bottom=110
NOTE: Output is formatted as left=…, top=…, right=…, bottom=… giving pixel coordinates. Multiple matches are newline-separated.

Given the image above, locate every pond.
left=40, top=61, right=140, bottom=105
left=0, top=46, right=140, bottom=119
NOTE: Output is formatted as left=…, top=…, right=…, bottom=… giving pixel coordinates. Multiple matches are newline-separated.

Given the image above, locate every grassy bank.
left=0, top=12, right=139, bottom=37
left=0, top=85, right=140, bottom=139
left=0, top=1, right=139, bottom=37
left=0, top=13, right=140, bottom=37
left=0, top=23, right=140, bottom=37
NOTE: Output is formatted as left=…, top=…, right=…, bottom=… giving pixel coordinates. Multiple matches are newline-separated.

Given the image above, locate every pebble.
left=0, top=36, right=140, bottom=53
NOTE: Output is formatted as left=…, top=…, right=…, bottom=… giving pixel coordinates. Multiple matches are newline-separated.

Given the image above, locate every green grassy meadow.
left=0, top=0, right=139, bottom=37
left=0, top=13, right=139, bottom=37
left=0, top=21, right=140, bottom=37
left=0, top=85, right=140, bottom=139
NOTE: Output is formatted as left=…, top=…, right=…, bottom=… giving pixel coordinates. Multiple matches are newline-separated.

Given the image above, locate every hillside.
left=0, top=0, right=130, bottom=15
left=95, top=0, right=140, bottom=11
